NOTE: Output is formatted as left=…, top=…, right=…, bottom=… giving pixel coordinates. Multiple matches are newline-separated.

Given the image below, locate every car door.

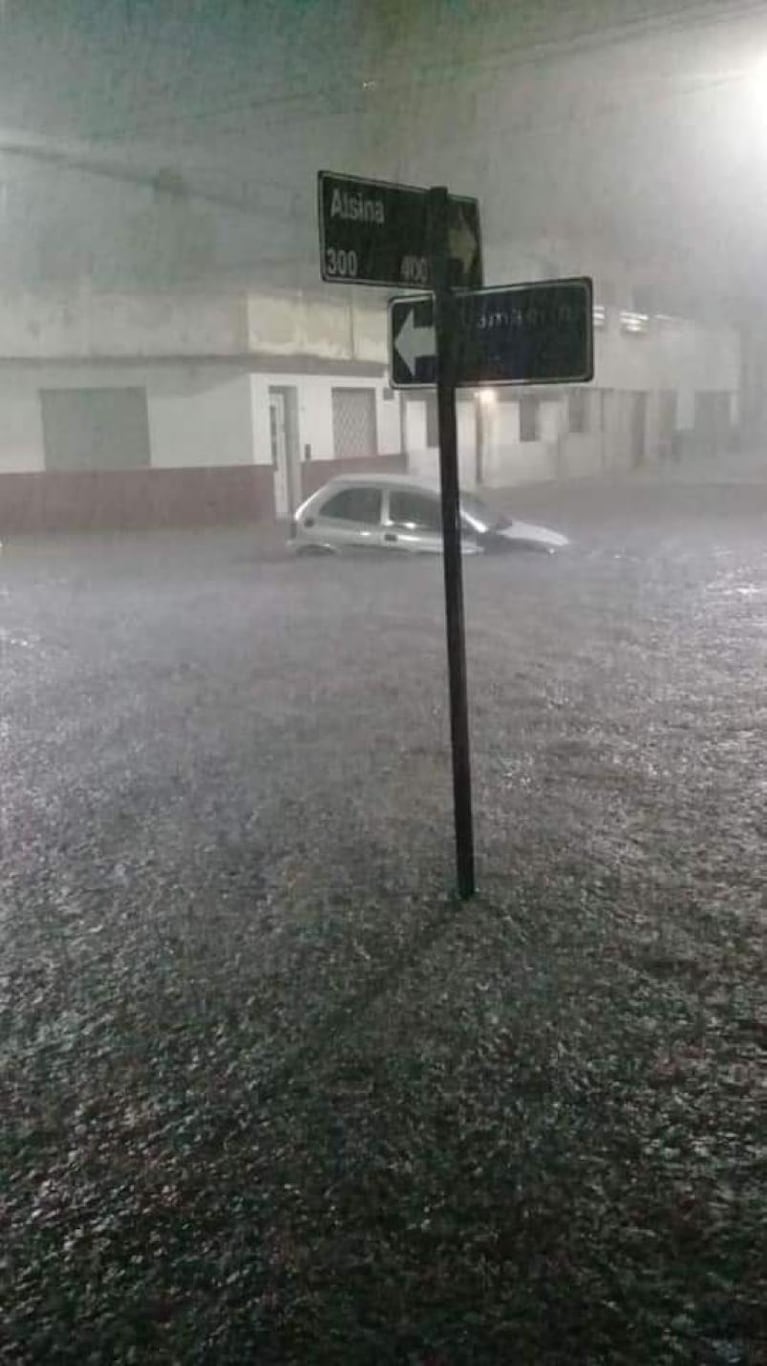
left=383, top=487, right=444, bottom=553
left=312, top=483, right=384, bottom=551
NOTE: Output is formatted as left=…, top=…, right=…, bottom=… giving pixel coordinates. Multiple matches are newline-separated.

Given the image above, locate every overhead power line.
left=0, top=56, right=758, bottom=228
left=0, top=139, right=302, bottom=222
left=1, top=0, right=765, bottom=253
left=80, top=0, right=767, bottom=145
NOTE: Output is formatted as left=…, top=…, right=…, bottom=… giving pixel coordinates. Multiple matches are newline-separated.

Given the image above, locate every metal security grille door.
left=40, top=388, right=150, bottom=471
left=331, top=388, right=378, bottom=461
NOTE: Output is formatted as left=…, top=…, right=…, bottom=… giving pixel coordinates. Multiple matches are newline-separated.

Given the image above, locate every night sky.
left=0, top=0, right=766, bottom=303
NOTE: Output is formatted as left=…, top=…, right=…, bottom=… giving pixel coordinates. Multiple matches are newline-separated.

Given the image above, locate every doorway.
left=630, top=391, right=647, bottom=468
left=695, top=391, right=732, bottom=457
left=269, top=387, right=300, bottom=519
left=659, top=389, right=677, bottom=462
left=599, top=389, right=614, bottom=470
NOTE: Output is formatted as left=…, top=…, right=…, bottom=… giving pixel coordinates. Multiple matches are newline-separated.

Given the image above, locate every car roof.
left=314, top=473, right=439, bottom=492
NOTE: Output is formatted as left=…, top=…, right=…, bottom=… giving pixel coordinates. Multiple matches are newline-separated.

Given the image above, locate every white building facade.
left=0, top=281, right=740, bottom=534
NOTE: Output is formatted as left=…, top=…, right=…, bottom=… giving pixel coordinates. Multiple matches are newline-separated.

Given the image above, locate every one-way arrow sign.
left=448, top=205, right=479, bottom=280
left=393, top=297, right=436, bottom=377
left=389, top=277, right=594, bottom=388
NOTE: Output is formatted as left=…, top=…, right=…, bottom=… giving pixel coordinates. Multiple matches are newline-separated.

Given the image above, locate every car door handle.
left=383, top=532, right=398, bottom=543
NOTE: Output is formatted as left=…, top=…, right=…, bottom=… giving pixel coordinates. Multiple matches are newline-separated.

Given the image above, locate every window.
left=568, top=388, right=589, bottom=434
left=319, top=486, right=382, bottom=524
left=519, top=395, right=539, bottom=443
left=389, top=489, right=443, bottom=532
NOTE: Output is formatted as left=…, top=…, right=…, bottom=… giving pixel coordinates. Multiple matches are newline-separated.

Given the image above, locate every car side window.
left=320, top=487, right=382, bottom=524
left=389, top=490, right=443, bottom=532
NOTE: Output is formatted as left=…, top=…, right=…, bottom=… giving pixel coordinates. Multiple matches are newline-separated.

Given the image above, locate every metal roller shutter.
left=41, top=388, right=150, bottom=471
left=331, top=387, right=378, bottom=461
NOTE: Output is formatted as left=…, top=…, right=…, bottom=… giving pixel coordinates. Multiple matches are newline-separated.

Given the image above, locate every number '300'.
left=325, top=248, right=358, bottom=278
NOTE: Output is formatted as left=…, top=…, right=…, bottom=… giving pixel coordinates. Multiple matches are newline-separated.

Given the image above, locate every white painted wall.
left=539, top=399, right=564, bottom=442
left=300, top=376, right=335, bottom=461
left=0, top=289, right=740, bottom=493
left=352, top=306, right=388, bottom=365
left=0, top=364, right=405, bottom=476
left=377, top=389, right=402, bottom=457
left=0, top=285, right=391, bottom=367
left=0, top=363, right=257, bottom=473
left=250, top=373, right=333, bottom=464
left=475, top=398, right=549, bottom=487
left=249, top=375, right=273, bottom=466
left=677, top=387, right=696, bottom=430
left=248, top=293, right=352, bottom=361
left=404, top=396, right=476, bottom=486
left=457, top=400, right=477, bottom=488
left=258, top=371, right=401, bottom=464
left=149, top=370, right=254, bottom=468
left=594, top=312, right=739, bottom=395
left=480, top=398, right=553, bottom=487
left=404, top=398, right=429, bottom=479
left=488, top=442, right=555, bottom=488
left=0, top=373, right=45, bottom=472
left=0, top=288, right=738, bottom=402
left=563, top=433, right=603, bottom=478
left=459, top=314, right=742, bottom=489
left=0, top=289, right=249, bottom=359
left=247, top=293, right=388, bottom=366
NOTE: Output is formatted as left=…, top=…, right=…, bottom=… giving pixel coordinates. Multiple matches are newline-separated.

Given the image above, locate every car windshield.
left=459, top=493, right=512, bottom=532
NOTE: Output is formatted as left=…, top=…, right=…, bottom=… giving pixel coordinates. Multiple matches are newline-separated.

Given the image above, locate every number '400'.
left=401, top=255, right=428, bottom=285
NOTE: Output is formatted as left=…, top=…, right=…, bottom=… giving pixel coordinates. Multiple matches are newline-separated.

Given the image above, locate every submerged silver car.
left=290, top=474, right=568, bottom=555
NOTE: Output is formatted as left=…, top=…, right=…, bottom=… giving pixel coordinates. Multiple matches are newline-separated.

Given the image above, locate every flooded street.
left=2, top=471, right=765, bottom=1363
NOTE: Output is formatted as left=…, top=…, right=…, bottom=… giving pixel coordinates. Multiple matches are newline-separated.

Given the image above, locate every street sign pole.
left=427, top=186, right=475, bottom=900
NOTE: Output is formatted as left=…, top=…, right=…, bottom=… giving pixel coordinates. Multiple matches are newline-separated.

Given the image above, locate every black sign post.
left=427, top=187, right=475, bottom=900
left=318, top=171, right=482, bottom=291
left=389, top=277, right=594, bottom=389
left=318, top=173, right=594, bottom=901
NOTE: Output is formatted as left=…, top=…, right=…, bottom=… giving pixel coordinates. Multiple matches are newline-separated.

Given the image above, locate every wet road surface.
left=2, top=476, right=765, bottom=1363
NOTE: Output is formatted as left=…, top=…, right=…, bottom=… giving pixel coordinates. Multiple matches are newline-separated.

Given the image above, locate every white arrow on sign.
left=449, top=205, right=478, bottom=277
left=393, top=306, right=435, bottom=378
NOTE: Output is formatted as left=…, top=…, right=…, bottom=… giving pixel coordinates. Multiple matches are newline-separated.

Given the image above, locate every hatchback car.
left=290, top=474, right=568, bottom=555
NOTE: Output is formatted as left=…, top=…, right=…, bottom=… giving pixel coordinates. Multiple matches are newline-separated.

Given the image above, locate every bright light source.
left=744, top=56, right=767, bottom=92
left=476, top=389, right=497, bottom=404
left=620, top=310, right=649, bottom=335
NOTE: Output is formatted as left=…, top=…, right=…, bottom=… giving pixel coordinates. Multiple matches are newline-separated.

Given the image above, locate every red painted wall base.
left=0, top=455, right=407, bottom=535
left=0, top=467, right=276, bottom=534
